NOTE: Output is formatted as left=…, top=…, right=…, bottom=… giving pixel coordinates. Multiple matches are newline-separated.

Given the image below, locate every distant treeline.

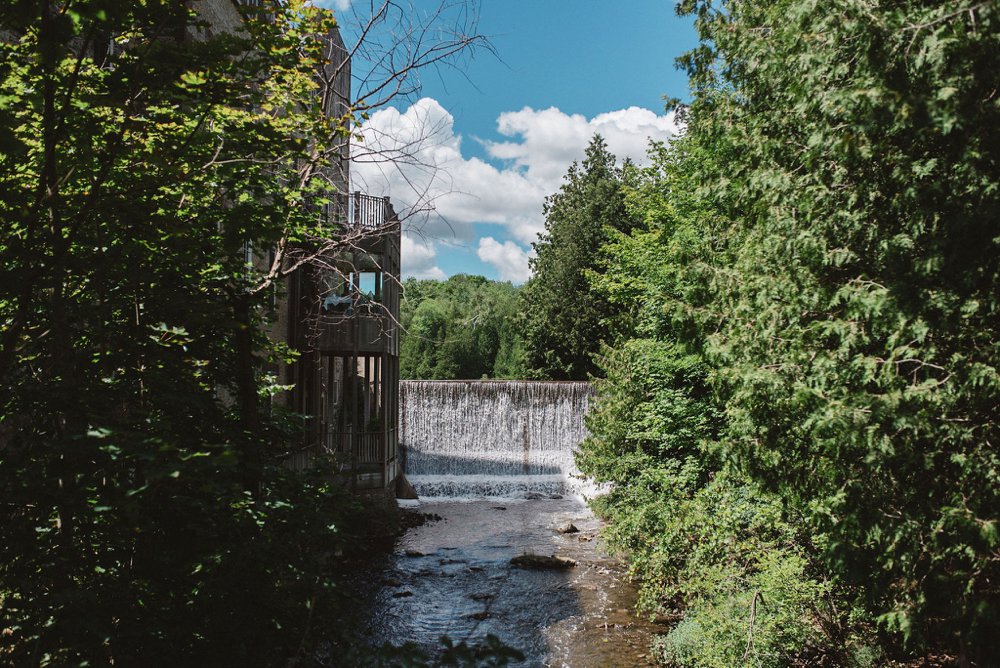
left=399, top=275, right=527, bottom=380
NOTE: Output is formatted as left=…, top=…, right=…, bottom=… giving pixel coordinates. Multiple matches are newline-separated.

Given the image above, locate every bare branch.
left=341, top=0, right=495, bottom=110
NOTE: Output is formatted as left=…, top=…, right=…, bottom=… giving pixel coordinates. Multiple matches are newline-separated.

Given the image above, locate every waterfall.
left=400, top=380, right=594, bottom=500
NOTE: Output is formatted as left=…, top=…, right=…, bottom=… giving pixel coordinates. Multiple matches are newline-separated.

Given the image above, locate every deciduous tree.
left=0, top=1, right=485, bottom=662
left=400, top=274, right=525, bottom=379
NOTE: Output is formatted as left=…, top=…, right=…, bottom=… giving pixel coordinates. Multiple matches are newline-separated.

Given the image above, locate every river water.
left=364, top=381, right=666, bottom=666
left=367, top=498, right=664, bottom=667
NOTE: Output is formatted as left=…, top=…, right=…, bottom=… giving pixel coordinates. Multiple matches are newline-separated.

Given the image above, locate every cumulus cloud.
left=351, top=98, right=474, bottom=237
left=351, top=98, right=679, bottom=279
left=477, top=237, right=533, bottom=283
left=401, top=234, right=446, bottom=280
left=487, top=106, right=681, bottom=190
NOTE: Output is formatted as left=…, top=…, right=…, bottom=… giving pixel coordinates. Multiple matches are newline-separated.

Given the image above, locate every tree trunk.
left=234, top=295, right=263, bottom=494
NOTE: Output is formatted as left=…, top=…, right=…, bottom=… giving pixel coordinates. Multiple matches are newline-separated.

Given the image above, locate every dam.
left=399, top=380, right=593, bottom=499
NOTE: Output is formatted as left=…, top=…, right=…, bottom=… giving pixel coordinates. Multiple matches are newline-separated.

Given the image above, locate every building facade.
left=281, top=195, right=401, bottom=493
left=206, top=0, right=402, bottom=492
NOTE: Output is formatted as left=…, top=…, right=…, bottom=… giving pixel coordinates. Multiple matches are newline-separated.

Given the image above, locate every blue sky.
left=321, top=0, right=698, bottom=282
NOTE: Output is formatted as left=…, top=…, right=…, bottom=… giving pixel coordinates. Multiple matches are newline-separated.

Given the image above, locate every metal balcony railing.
left=326, top=192, right=396, bottom=230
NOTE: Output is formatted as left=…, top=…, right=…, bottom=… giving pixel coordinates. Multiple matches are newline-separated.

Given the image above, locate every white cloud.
left=487, top=106, right=681, bottom=191
left=401, top=234, right=445, bottom=280
left=351, top=98, right=474, bottom=238
left=351, top=98, right=679, bottom=279
left=476, top=237, right=533, bottom=283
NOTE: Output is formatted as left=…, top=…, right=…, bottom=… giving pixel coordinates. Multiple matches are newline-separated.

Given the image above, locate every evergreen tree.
left=579, top=1, right=1000, bottom=663
left=520, top=135, right=635, bottom=380
left=579, top=140, right=839, bottom=667
left=680, top=0, right=1000, bottom=657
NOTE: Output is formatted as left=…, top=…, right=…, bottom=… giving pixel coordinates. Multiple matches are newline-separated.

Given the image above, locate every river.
left=362, top=380, right=666, bottom=666
left=367, top=498, right=664, bottom=667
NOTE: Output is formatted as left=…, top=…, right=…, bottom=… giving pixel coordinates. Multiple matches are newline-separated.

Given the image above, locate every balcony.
left=327, top=191, right=398, bottom=231
left=315, top=299, right=398, bottom=355
left=311, top=193, right=401, bottom=355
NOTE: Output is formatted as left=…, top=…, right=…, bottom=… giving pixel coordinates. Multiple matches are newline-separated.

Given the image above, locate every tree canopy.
left=0, top=2, right=388, bottom=663
left=399, top=274, right=526, bottom=380
left=577, top=0, right=1000, bottom=665
left=519, top=135, right=636, bottom=380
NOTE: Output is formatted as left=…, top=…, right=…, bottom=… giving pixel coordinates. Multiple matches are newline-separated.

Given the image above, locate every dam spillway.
left=399, top=380, right=593, bottom=499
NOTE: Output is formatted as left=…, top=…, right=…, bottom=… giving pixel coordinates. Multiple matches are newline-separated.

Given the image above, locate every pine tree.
left=520, top=135, right=634, bottom=380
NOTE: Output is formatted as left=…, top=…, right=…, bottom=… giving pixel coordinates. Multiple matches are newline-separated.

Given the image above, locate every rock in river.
left=510, top=554, right=578, bottom=570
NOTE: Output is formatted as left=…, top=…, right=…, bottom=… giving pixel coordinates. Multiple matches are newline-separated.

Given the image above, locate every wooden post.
left=375, top=353, right=383, bottom=484
left=351, top=251, right=358, bottom=493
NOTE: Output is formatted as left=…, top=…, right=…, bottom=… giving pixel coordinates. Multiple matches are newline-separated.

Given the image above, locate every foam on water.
left=400, top=380, right=595, bottom=500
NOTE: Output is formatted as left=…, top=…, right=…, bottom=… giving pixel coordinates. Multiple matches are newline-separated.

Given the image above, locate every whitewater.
left=399, top=380, right=596, bottom=500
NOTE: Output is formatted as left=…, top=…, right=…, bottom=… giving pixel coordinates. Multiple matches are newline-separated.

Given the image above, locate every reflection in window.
left=356, top=272, right=380, bottom=301
left=319, top=270, right=384, bottom=314
left=320, top=272, right=352, bottom=314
